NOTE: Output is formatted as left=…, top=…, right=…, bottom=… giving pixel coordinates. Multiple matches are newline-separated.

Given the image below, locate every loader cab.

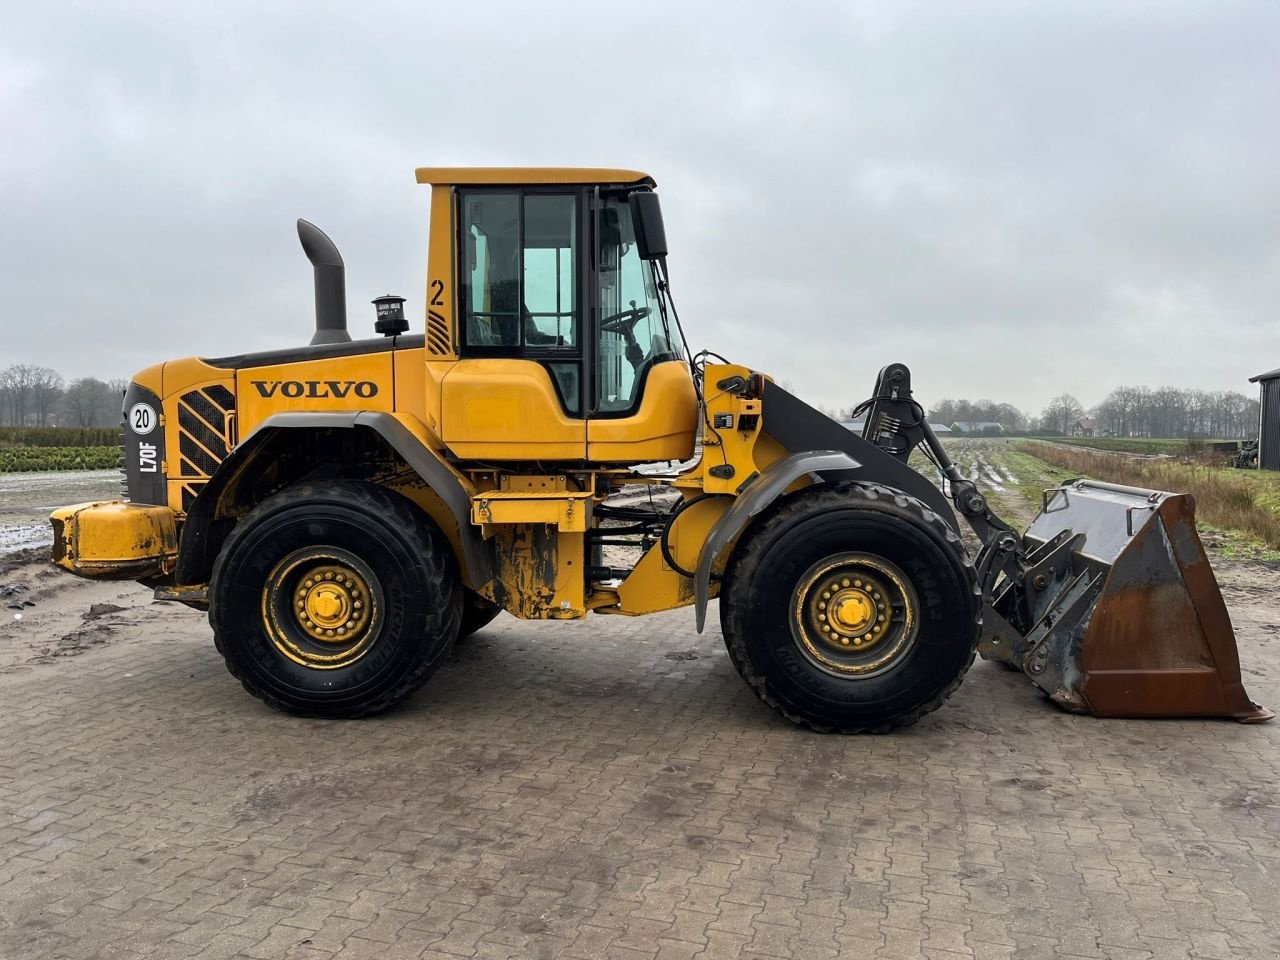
left=417, top=168, right=698, bottom=463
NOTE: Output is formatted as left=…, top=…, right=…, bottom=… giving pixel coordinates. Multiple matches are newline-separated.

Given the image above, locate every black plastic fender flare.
left=175, top=412, right=492, bottom=589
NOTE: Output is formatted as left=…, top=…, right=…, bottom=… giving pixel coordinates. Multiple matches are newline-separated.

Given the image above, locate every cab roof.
left=415, top=167, right=654, bottom=187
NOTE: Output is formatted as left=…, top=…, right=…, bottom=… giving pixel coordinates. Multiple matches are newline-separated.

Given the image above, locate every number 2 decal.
left=429, top=279, right=445, bottom=306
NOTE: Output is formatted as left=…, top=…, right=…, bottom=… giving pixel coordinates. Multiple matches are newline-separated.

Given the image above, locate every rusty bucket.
left=979, top=479, right=1273, bottom=722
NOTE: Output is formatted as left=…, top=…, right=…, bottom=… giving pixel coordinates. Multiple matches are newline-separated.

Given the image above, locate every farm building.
left=950, top=421, right=1003, bottom=435
left=1069, top=417, right=1097, bottom=438
left=1250, top=367, right=1280, bottom=471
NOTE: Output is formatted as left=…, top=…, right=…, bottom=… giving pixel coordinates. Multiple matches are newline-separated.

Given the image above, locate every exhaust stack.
left=297, top=219, right=351, bottom=345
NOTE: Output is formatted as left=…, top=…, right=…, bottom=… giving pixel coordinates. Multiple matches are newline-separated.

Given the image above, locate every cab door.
left=439, top=190, right=589, bottom=461
left=586, top=194, right=697, bottom=463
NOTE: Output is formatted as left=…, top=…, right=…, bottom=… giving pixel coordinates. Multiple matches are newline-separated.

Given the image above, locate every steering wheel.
left=601, top=305, right=651, bottom=334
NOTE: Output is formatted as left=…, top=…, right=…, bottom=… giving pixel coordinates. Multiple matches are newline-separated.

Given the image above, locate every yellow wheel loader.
left=50, top=168, right=1271, bottom=730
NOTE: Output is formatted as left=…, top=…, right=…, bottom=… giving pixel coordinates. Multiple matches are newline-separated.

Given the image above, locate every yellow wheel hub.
left=295, top=565, right=369, bottom=642
left=262, top=553, right=379, bottom=669
left=792, top=554, right=918, bottom=676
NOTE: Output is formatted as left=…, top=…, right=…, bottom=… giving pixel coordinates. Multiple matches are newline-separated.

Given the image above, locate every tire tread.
left=720, top=482, right=981, bottom=733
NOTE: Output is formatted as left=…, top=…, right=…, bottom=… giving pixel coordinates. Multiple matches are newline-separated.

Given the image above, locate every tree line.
left=928, top=386, right=1260, bottom=439
left=0, top=364, right=127, bottom=428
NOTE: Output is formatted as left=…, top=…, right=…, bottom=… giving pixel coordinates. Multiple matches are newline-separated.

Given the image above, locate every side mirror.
left=628, top=190, right=668, bottom=261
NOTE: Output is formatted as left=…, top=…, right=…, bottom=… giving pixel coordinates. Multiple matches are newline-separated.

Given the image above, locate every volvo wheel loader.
left=50, top=168, right=1271, bottom=730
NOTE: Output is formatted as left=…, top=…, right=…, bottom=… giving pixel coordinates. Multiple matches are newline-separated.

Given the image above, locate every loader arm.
left=855, top=363, right=1025, bottom=600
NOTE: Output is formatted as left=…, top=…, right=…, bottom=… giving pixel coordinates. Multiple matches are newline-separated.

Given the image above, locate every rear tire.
left=720, top=483, right=979, bottom=732
left=210, top=481, right=461, bottom=718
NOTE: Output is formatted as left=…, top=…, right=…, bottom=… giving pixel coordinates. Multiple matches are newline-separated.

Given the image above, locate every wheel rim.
left=790, top=552, right=919, bottom=677
left=261, top=548, right=382, bottom=670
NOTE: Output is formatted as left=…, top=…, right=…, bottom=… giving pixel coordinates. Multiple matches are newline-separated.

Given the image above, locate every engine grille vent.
left=176, top=387, right=236, bottom=506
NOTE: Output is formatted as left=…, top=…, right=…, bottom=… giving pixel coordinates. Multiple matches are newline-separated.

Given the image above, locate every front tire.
left=210, top=481, right=461, bottom=718
left=720, top=483, right=979, bottom=733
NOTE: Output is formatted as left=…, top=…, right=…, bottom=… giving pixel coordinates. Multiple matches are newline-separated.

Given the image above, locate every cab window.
left=596, top=197, right=679, bottom=415
left=461, top=192, right=578, bottom=352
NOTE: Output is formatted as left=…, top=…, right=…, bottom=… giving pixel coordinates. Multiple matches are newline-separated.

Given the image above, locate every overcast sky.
left=3, top=1, right=1277, bottom=416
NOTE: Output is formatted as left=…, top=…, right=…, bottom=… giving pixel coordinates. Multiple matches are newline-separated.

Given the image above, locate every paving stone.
left=0, top=602, right=1276, bottom=960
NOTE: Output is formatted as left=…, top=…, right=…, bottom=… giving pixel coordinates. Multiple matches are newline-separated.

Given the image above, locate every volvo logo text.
left=251, top=380, right=379, bottom=399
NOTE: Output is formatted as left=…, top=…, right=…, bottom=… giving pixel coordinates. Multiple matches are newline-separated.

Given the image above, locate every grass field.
left=1021, top=440, right=1280, bottom=553
left=926, top=439, right=1280, bottom=559
left=1040, top=436, right=1239, bottom=456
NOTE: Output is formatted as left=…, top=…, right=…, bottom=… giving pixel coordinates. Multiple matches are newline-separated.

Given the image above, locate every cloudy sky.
left=4, top=1, right=1277, bottom=417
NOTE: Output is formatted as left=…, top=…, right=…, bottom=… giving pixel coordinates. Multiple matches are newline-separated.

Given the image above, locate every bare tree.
left=0, top=364, right=39, bottom=426
left=31, top=367, right=64, bottom=425
left=60, top=378, right=118, bottom=427
left=1042, top=394, right=1084, bottom=435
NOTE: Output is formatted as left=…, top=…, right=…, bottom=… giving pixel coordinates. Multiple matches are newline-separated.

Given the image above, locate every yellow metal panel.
left=700, top=363, right=764, bottom=495
left=132, top=361, right=164, bottom=396
left=423, top=360, right=450, bottom=438
left=586, top=361, right=699, bottom=463
left=471, top=491, right=592, bottom=532
left=424, top=185, right=457, bottom=359
left=482, top=526, right=587, bottom=619
left=394, top=346, right=426, bottom=421
left=416, top=167, right=653, bottom=187
left=440, top=360, right=586, bottom=460
left=613, top=495, right=729, bottom=615
left=500, top=475, right=568, bottom=492
left=162, top=357, right=233, bottom=396
left=50, top=500, right=177, bottom=579
left=234, top=353, right=395, bottom=435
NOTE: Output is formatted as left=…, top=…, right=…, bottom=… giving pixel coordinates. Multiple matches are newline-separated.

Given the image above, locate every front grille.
left=174, top=385, right=237, bottom=510
left=177, top=388, right=234, bottom=479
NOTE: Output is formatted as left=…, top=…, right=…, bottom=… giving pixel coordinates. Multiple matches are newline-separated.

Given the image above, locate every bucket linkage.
left=857, top=363, right=1272, bottom=723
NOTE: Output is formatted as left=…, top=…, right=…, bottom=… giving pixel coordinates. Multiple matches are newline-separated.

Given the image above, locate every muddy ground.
left=0, top=469, right=120, bottom=554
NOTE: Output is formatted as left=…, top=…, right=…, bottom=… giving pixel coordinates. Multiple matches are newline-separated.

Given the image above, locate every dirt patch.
left=0, top=553, right=187, bottom=672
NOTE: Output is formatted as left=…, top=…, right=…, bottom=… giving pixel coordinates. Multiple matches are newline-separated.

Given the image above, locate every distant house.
left=929, top=423, right=952, bottom=436
left=949, top=421, right=1003, bottom=435
left=1069, top=417, right=1097, bottom=438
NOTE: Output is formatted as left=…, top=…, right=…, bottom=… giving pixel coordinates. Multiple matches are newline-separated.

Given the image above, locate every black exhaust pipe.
left=297, top=219, right=351, bottom=345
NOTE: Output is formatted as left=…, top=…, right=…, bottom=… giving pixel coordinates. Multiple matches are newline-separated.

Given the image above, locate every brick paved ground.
left=1, top=579, right=1278, bottom=960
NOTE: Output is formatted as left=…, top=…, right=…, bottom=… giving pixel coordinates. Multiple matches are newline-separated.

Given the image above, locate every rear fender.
left=175, top=412, right=492, bottom=589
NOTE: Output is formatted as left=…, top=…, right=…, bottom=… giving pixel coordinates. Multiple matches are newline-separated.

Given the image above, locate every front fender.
left=693, top=450, right=861, bottom=632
